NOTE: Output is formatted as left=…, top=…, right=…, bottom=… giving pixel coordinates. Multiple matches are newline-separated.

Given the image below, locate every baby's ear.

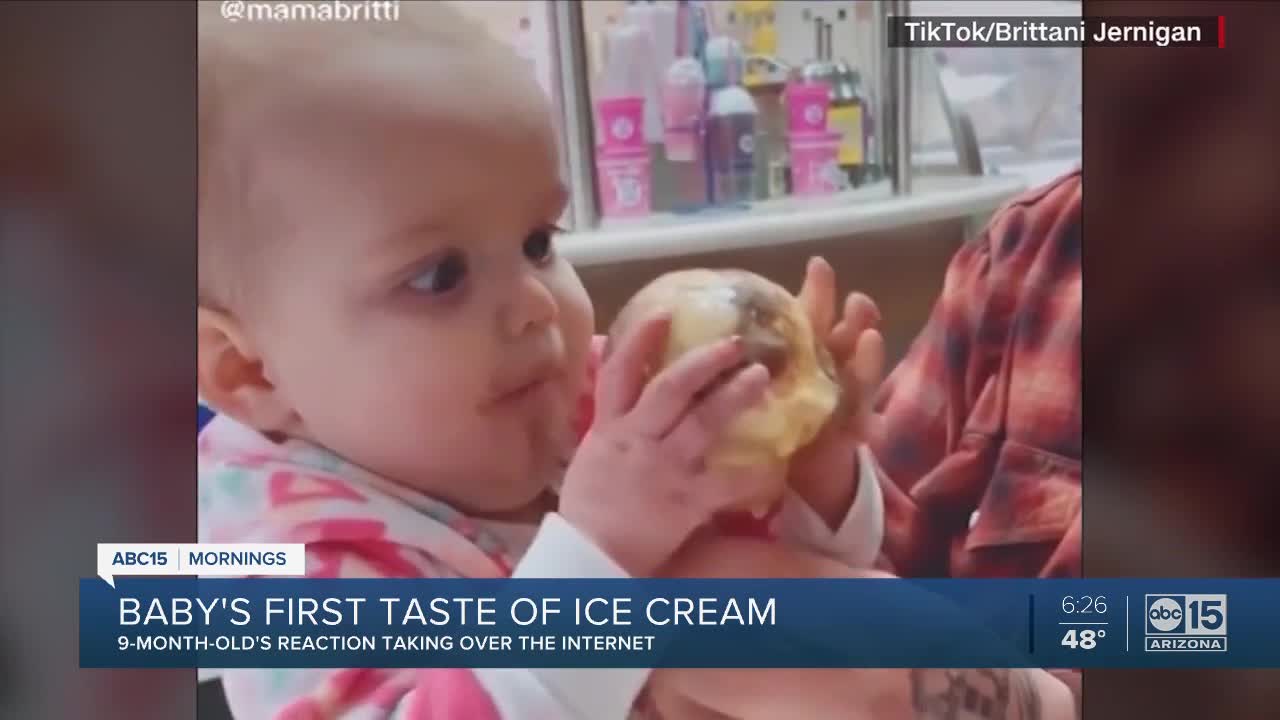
left=197, top=307, right=297, bottom=435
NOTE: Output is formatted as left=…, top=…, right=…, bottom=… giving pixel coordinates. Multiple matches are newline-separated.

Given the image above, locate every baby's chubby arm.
left=773, top=443, right=884, bottom=568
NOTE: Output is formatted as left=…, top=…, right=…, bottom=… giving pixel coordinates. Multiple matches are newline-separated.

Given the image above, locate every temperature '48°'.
left=1062, top=628, right=1105, bottom=650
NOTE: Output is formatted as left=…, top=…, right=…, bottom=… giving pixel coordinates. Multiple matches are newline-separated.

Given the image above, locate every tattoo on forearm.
left=909, top=669, right=1042, bottom=720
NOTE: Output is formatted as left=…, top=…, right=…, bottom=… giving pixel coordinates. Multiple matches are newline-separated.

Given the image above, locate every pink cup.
left=789, top=132, right=843, bottom=196
left=596, top=148, right=652, bottom=218
left=597, top=96, right=646, bottom=153
left=785, top=82, right=830, bottom=135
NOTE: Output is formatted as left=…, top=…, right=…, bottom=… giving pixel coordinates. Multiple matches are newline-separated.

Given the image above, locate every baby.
left=197, top=4, right=883, bottom=719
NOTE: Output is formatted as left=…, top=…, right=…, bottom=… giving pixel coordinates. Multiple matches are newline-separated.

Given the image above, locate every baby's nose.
left=504, top=273, right=559, bottom=337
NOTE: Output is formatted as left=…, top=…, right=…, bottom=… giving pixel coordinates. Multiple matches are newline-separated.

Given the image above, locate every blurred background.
left=1, top=0, right=1276, bottom=718
left=1080, top=0, right=1280, bottom=714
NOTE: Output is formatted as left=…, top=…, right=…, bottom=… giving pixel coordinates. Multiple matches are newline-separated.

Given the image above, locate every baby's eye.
left=407, top=252, right=467, bottom=295
left=523, top=226, right=558, bottom=266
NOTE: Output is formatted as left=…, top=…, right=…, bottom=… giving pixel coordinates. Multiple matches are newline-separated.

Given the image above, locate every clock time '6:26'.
left=1061, top=596, right=1106, bottom=614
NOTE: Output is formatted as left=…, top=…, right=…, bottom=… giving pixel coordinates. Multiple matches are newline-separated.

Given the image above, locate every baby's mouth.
left=492, top=376, right=553, bottom=408
left=490, top=359, right=565, bottom=408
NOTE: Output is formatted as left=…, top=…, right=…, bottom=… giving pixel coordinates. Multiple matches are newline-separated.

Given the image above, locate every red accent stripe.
left=1219, top=16, right=1225, bottom=49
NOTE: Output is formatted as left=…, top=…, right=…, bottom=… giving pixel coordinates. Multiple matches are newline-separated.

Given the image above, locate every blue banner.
left=80, top=578, right=1273, bottom=668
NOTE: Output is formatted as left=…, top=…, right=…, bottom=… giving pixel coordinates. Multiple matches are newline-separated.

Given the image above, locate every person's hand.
left=558, top=311, right=781, bottom=577
left=787, top=256, right=885, bottom=529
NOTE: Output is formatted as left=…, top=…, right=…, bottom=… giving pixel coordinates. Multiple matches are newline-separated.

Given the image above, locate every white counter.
left=561, top=174, right=1028, bottom=267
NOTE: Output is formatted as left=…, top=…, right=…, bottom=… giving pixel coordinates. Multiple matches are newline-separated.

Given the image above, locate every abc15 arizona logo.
left=1144, top=594, right=1227, bottom=651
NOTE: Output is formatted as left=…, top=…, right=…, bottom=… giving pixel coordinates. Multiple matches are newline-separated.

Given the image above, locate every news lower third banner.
left=80, top=578, right=1280, bottom=669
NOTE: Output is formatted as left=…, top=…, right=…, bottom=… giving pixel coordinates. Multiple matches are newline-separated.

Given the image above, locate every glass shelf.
left=562, top=173, right=1027, bottom=267
left=594, top=178, right=898, bottom=234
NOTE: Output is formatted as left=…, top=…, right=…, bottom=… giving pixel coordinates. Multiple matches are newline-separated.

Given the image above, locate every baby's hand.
left=797, top=256, right=884, bottom=443
left=787, top=257, right=886, bottom=528
left=558, top=311, right=778, bottom=577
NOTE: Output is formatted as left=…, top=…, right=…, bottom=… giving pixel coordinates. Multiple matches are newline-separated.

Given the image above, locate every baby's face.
left=242, top=47, right=593, bottom=514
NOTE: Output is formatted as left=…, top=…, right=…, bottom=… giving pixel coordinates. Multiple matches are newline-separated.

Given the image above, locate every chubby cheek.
left=273, top=318, right=482, bottom=455
left=360, top=346, right=487, bottom=431
left=321, top=355, right=508, bottom=487
left=549, top=262, right=595, bottom=387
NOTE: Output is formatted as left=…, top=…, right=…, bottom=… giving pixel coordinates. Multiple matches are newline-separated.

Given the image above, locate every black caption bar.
left=887, top=16, right=1223, bottom=48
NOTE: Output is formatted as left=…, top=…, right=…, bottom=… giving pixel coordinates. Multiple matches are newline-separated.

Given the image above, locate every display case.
left=454, top=0, right=1080, bottom=266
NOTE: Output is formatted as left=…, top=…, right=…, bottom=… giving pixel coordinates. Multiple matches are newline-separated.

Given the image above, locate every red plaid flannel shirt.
left=871, top=170, right=1082, bottom=579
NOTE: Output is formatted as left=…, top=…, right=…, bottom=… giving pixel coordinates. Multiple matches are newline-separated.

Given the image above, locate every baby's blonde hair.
left=197, top=1, right=508, bottom=307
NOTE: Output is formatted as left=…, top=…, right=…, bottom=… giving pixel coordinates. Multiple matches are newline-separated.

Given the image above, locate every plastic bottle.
left=830, top=60, right=871, bottom=187
left=704, top=36, right=744, bottom=89
left=706, top=84, right=758, bottom=204
left=818, top=22, right=869, bottom=187
left=620, top=1, right=665, bottom=143
left=597, top=16, right=655, bottom=218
